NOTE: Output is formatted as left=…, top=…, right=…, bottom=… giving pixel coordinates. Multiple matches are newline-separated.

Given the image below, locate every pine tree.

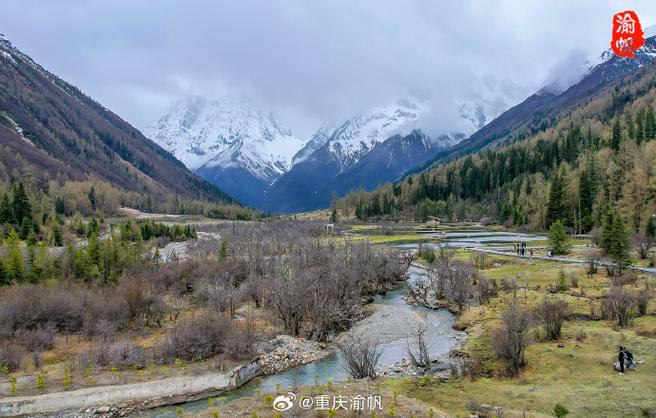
left=19, top=217, right=31, bottom=240
left=88, top=185, right=97, bottom=211
left=0, top=260, right=7, bottom=286
left=54, top=196, right=66, bottom=215
left=546, top=171, right=566, bottom=228
left=12, top=183, right=31, bottom=225
left=4, top=229, right=24, bottom=282
left=610, top=215, right=631, bottom=271
left=627, top=112, right=635, bottom=141
left=600, top=210, right=615, bottom=253
left=330, top=207, right=337, bottom=223
left=578, top=155, right=598, bottom=232
left=646, top=105, right=656, bottom=139
left=636, top=109, right=645, bottom=144
left=611, top=118, right=621, bottom=151
left=0, top=194, right=14, bottom=224
left=548, top=219, right=571, bottom=255
left=219, top=239, right=229, bottom=259
left=52, top=226, right=63, bottom=246
left=647, top=214, right=656, bottom=238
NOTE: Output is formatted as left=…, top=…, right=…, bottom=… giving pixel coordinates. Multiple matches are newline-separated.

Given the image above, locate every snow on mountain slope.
left=458, top=76, right=530, bottom=134
left=145, top=95, right=305, bottom=183
left=541, top=24, right=656, bottom=95
left=326, top=100, right=426, bottom=171
left=292, top=121, right=334, bottom=165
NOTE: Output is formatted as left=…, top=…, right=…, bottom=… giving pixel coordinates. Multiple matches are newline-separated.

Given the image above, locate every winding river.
left=136, top=229, right=541, bottom=417
left=135, top=266, right=460, bottom=417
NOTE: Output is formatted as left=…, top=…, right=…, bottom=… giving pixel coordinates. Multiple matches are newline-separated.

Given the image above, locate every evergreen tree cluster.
left=0, top=182, right=37, bottom=240
left=339, top=76, right=656, bottom=239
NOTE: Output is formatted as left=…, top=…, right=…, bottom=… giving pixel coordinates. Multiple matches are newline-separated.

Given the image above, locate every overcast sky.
left=3, top=1, right=656, bottom=137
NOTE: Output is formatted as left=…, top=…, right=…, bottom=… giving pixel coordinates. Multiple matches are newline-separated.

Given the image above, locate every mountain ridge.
left=0, top=35, right=234, bottom=206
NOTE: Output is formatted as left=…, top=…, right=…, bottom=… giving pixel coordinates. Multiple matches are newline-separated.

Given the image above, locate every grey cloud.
left=2, top=1, right=656, bottom=137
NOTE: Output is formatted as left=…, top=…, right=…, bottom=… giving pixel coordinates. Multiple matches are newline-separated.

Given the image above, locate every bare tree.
left=632, top=234, right=654, bottom=260
left=408, top=275, right=432, bottom=307
left=634, top=284, right=652, bottom=316
left=584, top=248, right=602, bottom=277
left=337, top=335, right=382, bottom=379
left=476, top=276, right=495, bottom=304
left=407, top=328, right=430, bottom=368
left=534, top=298, right=569, bottom=340
left=603, top=286, right=636, bottom=327
left=491, top=302, right=533, bottom=376
left=445, top=261, right=474, bottom=311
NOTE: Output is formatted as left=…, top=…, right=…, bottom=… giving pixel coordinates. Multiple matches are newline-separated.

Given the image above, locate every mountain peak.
left=146, top=94, right=305, bottom=180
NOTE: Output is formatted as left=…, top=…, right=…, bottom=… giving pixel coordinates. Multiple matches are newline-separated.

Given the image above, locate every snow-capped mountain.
left=292, top=121, right=334, bottom=165
left=146, top=95, right=309, bottom=206
left=146, top=95, right=305, bottom=183
left=149, top=88, right=526, bottom=211
left=323, top=101, right=425, bottom=171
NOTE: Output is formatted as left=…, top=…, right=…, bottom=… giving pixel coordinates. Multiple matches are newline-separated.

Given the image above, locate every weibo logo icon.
left=272, top=392, right=296, bottom=411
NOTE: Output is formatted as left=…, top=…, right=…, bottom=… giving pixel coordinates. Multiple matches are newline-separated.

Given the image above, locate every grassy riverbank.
left=389, top=253, right=656, bottom=417
left=191, top=229, right=656, bottom=418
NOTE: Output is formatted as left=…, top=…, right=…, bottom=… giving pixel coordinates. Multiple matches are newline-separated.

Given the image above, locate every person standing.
left=618, top=346, right=626, bottom=374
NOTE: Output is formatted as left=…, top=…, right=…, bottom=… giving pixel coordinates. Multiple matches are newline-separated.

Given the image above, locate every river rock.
left=256, top=335, right=327, bottom=375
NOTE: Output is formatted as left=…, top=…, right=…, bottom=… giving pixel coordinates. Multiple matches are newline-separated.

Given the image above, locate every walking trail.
left=470, top=246, right=656, bottom=274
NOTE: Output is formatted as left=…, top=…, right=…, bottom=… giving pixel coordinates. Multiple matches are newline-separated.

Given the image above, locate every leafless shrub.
left=632, top=234, right=655, bottom=260
left=460, top=357, right=483, bottom=381
left=584, top=248, right=602, bottom=277
left=14, top=323, right=57, bottom=351
left=407, top=328, right=430, bottom=368
left=635, top=285, right=652, bottom=316
left=0, top=284, right=129, bottom=335
left=477, top=276, right=496, bottom=304
left=500, top=277, right=518, bottom=292
left=82, top=340, right=146, bottom=369
left=265, top=239, right=404, bottom=341
left=155, top=313, right=231, bottom=362
left=534, top=298, right=569, bottom=340
left=408, top=276, right=432, bottom=306
left=337, top=335, right=382, bottom=379
left=602, top=286, right=637, bottom=327
left=0, top=343, right=25, bottom=372
left=224, top=319, right=258, bottom=360
left=491, top=302, right=533, bottom=376
left=421, top=250, right=475, bottom=310
left=469, top=252, right=488, bottom=269
left=575, top=328, right=587, bottom=341
left=569, top=272, right=579, bottom=288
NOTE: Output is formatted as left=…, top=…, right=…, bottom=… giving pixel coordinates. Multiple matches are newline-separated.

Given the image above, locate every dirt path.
left=470, top=247, right=656, bottom=274
left=0, top=372, right=231, bottom=416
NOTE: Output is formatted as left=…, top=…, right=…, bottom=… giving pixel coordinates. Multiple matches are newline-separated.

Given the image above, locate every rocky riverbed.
left=256, top=335, right=330, bottom=375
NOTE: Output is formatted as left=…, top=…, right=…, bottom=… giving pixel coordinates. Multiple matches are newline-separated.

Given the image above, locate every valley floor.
left=1, top=221, right=654, bottom=417
left=183, top=228, right=656, bottom=418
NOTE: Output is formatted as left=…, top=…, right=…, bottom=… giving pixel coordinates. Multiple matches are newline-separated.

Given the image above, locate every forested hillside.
left=338, top=63, right=656, bottom=236
left=0, top=35, right=238, bottom=214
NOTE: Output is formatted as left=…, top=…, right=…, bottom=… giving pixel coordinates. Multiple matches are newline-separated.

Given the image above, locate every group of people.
left=513, top=242, right=533, bottom=257
left=618, top=346, right=635, bottom=374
